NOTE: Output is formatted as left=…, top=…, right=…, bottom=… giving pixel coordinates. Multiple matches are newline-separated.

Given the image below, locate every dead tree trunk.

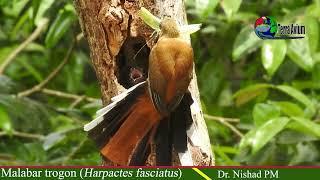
left=73, top=0, right=214, bottom=166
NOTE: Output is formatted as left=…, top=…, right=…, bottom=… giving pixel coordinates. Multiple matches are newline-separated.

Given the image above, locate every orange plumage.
left=85, top=17, right=194, bottom=165
left=100, top=91, right=160, bottom=165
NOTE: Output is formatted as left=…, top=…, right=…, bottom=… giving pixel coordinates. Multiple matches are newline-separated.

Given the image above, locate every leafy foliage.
left=0, top=0, right=100, bottom=165
left=187, top=0, right=320, bottom=165
left=0, top=0, right=319, bottom=166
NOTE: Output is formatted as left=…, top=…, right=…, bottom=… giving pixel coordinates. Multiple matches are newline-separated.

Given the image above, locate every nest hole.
left=115, top=37, right=150, bottom=89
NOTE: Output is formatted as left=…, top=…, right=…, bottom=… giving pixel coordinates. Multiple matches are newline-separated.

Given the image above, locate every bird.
left=84, top=17, right=196, bottom=166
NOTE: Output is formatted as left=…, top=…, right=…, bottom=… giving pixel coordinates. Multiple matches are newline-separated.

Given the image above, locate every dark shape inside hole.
left=115, top=37, right=150, bottom=89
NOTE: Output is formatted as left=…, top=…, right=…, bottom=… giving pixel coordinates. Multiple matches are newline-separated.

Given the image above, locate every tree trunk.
left=73, top=0, right=214, bottom=166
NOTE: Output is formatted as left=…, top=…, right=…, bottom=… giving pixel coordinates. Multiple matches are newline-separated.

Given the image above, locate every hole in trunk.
left=115, top=37, right=150, bottom=88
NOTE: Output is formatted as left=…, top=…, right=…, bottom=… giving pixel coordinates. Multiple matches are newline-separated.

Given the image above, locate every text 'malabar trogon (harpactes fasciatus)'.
left=84, top=10, right=201, bottom=165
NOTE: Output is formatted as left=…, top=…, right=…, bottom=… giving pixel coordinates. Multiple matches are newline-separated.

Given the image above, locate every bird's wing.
left=148, top=43, right=169, bottom=115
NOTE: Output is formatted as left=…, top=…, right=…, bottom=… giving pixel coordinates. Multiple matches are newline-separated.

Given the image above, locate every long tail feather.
left=172, top=92, right=194, bottom=165
left=155, top=118, right=172, bottom=165
left=100, top=92, right=161, bottom=165
left=129, top=130, right=152, bottom=165
left=84, top=81, right=202, bottom=166
left=84, top=82, right=146, bottom=148
left=85, top=81, right=146, bottom=131
left=154, top=93, right=194, bottom=166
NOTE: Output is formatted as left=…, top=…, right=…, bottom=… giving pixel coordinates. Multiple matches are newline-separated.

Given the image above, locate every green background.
left=0, top=0, right=320, bottom=165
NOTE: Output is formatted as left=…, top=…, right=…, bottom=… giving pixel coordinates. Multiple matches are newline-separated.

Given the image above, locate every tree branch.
left=17, top=41, right=75, bottom=97
left=62, top=138, right=86, bottom=165
left=41, top=88, right=98, bottom=103
left=69, top=96, right=85, bottom=109
left=204, top=114, right=240, bottom=123
left=204, top=114, right=244, bottom=138
left=0, top=130, right=44, bottom=140
left=0, top=19, right=48, bottom=74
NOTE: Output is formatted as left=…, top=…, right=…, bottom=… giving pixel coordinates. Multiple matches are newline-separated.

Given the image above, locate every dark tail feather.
left=129, top=130, right=151, bottom=165
left=84, top=82, right=147, bottom=149
left=154, top=93, right=193, bottom=166
left=100, top=92, right=160, bottom=165
left=171, top=93, right=193, bottom=152
left=171, top=92, right=194, bottom=165
left=155, top=118, right=172, bottom=165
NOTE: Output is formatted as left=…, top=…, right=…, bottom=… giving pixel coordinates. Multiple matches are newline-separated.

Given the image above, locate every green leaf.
left=239, top=117, right=290, bottom=154
left=291, top=117, right=320, bottom=137
left=81, top=100, right=102, bottom=111
left=16, top=142, right=47, bottom=163
left=195, top=0, right=219, bottom=19
left=0, top=105, right=13, bottom=135
left=269, top=101, right=304, bottom=117
left=2, top=0, right=30, bottom=17
left=232, top=26, right=261, bottom=61
left=233, top=84, right=272, bottom=106
left=287, top=122, right=317, bottom=137
left=278, top=60, right=299, bottom=82
left=287, top=38, right=314, bottom=71
left=290, top=142, right=319, bottom=165
left=292, top=80, right=320, bottom=90
left=0, top=45, right=18, bottom=64
left=277, top=130, right=318, bottom=144
left=252, top=117, right=290, bottom=153
left=43, top=132, right=66, bottom=150
left=0, top=75, right=17, bottom=94
left=239, top=129, right=257, bottom=149
left=261, top=40, right=287, bottom=76
left=305, top=17, right=319, bottom=53
left=10, top=8, right=30, bottom=40
left=306, top=3, right=320, bottom=18
left=312, top=63, right=320, bottom=85
left=315, top=0, right=320, bottom=8
left=313, top=52, right=320, bottom=63
left=138, top=7, right=161, bottom=31
left=217, top=85, right=233, bottom=107
left=17, top=58, right=43, bottom=82
left=275, top=85, right=315, bottom=115
left=34, top=0, right=55, bottom=26
left=247, top=142, right=277, bottom=165
left=0, top=95, right=51, bottom=134
left=199, top=60, right=225, bottom=103
left=214, top=146, right=239, bottom=165
left=215, top=146, right=239, bottom=154
left=24, top=43, right=46, bottom=53
left=45, top=8, right=76, bottom=48
left=201, top=26, right=216, bottom=34
left=253, top=103, right=280, bottom=127
left=50, top=115, right=76, bottom=132
left=221, top=0, right=242, bottom=18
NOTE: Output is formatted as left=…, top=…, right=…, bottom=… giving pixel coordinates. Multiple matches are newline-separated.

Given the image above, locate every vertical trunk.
left=73, top=0, right=214, bottom=166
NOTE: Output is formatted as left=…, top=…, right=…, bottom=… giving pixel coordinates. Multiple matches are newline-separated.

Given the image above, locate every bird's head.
left=160, top=17, right=180, bottom=38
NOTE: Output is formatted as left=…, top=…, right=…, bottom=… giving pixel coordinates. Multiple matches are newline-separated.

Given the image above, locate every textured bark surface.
left=73, top=0, right=214, bottom=166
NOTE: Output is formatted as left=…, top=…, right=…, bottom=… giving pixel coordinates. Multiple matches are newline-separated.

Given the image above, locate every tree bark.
left=73, top=0, right=214, bottom=166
